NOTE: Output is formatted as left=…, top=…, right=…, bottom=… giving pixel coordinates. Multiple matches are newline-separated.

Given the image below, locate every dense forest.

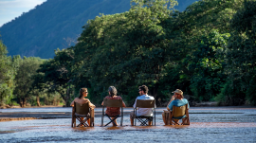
left=0, top=0, right=196, bottom=59
left=0, top=0, right=255, bottom=108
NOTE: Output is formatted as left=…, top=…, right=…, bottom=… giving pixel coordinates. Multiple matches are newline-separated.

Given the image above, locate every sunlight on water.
left=0, top=107, right=256, bottom=142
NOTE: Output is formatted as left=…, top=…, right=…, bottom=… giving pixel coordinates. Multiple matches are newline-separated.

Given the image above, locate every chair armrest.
left=72, top=106, right=75, bottom=114
left=164, top=110, right=171, bottom=113
left=72, top=106, right=75, bottom=123
left=90, top=108, right=95, bottom=117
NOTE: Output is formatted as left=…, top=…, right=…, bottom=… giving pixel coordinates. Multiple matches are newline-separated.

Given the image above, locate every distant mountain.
left=0, top=0, right=197, bottom=59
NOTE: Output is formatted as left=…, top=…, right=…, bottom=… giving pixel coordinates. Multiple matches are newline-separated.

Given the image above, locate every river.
left=0, top=107, right=256, bottom=143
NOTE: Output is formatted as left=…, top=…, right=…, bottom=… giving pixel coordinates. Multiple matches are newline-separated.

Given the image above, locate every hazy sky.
left=0, top=0, right=47, bottom=27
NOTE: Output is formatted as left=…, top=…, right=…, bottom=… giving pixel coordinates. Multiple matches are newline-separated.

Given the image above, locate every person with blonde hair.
left=70, top=88, right=96, bottom=126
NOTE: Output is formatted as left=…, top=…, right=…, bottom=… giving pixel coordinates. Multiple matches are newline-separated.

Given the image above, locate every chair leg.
left=137, top=118, right=149, bottom=126
left=142, top=119, right=148, bottom=126
left=133, top=117, right=136, bottom=126
left=90, top=117, right=94, bottom=127
left=90, top=108, right=95, bottom=127
left=154, top=109, right=156, bottom=126
left=104, top=115, right=119, bottom=127
left=135, top=110, right=137, bottom=126
left=181, top=117, right=190, bottom=125
left=165, top=112, right=169, bottom=125
left=120, top=107, right=123, bottom=126
left=71, top=117, right=74, bottom=127
left=181, top=118, right=186, bottom=125
left=104, top=115, right=113, bottom=127
left=173, top=120, right=180, bottom=125
left=77, top=117, right=88, bottom=127
left=72, top=107, right=75, bottom=127
left=169, top=113, right=172, bottom=125
left=101, top=107, right=104, bottom=127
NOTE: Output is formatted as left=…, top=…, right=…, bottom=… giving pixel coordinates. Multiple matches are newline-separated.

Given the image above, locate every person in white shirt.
left=130, top=85, right=155, bottom=126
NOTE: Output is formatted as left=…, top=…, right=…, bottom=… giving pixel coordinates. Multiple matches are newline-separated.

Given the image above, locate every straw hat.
left=172, top=89, right=183, bottom=97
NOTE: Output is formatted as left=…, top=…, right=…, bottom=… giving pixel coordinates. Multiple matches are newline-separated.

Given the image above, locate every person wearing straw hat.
left=162, top=89, right=190, bottom=124
left=167, top=89, right=189, bottom=111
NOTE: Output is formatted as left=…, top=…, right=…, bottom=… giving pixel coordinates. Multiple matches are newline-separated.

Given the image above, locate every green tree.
left=30, top=72, right=46, bottom=106
left=218, top=0, right=256, bottom=105
left=37, top=48, right=75, bottom=106
left=188, top=30, right=230, bottom=101
left=0, top=41, right=15, bottom=106
left=13, top=57, right=45, bottom=107
left=73, top=0, right=178, bottom=105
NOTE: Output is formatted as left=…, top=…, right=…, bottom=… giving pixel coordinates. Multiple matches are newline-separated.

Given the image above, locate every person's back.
left=133, top=94, right=155, bottom=116
left=73, top=97, right=88, bottom=105
left=168, top=98, right=189, bottom=111
left=104, top=95, right=125, bottom=117
left=162, top=89, right=190, bottom=125
left=70, top=88, right=95, bottom=127
left=130, top=85, right=155, bottom=126
left=101, top=86, right=126, bottom=126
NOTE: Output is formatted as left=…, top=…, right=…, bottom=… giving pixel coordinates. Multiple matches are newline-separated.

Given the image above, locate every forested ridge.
left=0, top=0, right=195, bottom=59
left=0, top=0, right=255, bottom=108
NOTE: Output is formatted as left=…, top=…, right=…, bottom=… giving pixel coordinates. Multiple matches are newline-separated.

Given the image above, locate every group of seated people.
left=70, top=85, right=189, bottom=126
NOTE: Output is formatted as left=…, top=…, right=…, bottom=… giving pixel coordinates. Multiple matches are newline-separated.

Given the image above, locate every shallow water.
left=0, top=107, right=256, bottom=143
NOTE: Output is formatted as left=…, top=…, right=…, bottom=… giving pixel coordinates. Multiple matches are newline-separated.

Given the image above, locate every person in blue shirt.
left=162, top=89, right=189, bottom=125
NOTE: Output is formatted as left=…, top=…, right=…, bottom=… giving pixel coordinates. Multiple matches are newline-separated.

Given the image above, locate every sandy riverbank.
left=0, top=105, right=64, bottom=109
left=0, top=101, right=221, bottom=109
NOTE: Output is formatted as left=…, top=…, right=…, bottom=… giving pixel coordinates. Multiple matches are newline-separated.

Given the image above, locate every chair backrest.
left=74, top=102, right=90, bottom=115
left=172, top=104, right=187, bottom=118
left=103, top=98, right=123, bottom=107
left=136, top=99, right=155, bottom=108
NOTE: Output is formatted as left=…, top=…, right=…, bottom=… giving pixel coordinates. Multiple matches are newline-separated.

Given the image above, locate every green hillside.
left=0, top=0, right=197, bottom=58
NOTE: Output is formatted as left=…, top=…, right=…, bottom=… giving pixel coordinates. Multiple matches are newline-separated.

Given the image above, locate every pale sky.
left=0, top=0, right=47, bottom=27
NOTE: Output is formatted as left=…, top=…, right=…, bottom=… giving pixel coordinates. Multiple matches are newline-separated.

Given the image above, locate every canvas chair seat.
left=101, top=98, right=124, bottom=127
left=74, top=113, right=90, bottom=117
left=134, top=99, right=156, bottom=126
left=163, top=104, right=190, bottom=125
left=136, top=115, right=153, bottom=118
left=71, top=102, right=94, bottom=127
left=172, top=115, right=186, bottom=119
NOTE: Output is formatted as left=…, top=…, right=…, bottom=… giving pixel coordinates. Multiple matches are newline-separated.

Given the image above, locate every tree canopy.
left=0, top=0, right=255, bottom=107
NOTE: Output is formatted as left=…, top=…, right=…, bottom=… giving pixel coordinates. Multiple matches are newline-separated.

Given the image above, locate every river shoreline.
left=0, top=102, right=219, bottom=109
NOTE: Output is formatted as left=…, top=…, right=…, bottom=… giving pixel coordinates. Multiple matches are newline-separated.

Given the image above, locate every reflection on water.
left=0, top=107, right=256, bottom=143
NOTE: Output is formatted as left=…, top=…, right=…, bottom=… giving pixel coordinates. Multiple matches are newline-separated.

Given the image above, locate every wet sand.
left=0, top=107, right=256, bottom=142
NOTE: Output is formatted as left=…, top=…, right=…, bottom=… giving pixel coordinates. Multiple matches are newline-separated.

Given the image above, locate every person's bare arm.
left=70, top=99, right=75, bottom=107
left=89, top=101, right=96, bottom=109
left=167, top=95, right=175, bottom=108
left=167, top=96, right=175, bottom=111
left=122, top=101, right=126, bottom=107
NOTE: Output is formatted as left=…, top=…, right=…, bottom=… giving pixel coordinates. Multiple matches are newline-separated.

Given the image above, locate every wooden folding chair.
left=101, top=98, right=123, bottom=127
left=163, top=104, right=190, bottom=125
left=71, top=102, right=94, bottom=127
left=134, top=99, right=156, bottom=126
